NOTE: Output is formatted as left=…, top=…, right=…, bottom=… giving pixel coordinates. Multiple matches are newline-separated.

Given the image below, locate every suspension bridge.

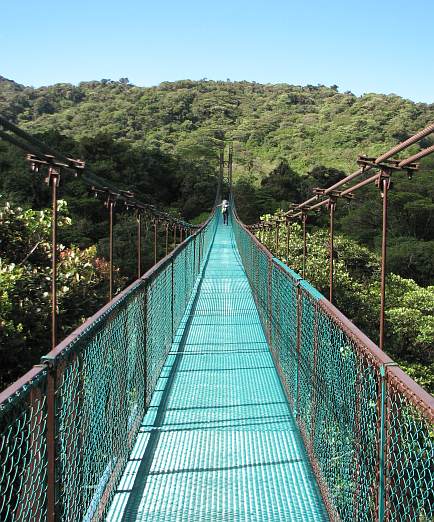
left=0, top=120, right=433, bottom=521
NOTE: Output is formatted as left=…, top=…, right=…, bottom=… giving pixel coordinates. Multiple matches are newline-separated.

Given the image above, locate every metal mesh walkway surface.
left=107, top=217, right=328, bottom=521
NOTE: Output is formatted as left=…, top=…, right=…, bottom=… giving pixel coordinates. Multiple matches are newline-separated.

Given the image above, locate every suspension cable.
left=0, top=114, right=196, bottom=230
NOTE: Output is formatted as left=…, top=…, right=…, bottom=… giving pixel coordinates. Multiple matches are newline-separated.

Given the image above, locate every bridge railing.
left=0, top=210, right=217, bottom=522
left=232, top=209, right=434, bottom=522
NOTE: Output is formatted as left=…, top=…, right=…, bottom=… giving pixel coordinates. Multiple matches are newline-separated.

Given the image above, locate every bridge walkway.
left=107, top=218, right=328, bottom=521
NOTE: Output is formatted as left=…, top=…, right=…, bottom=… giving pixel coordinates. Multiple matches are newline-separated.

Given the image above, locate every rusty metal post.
left=137, top=212, right=142, bottom=279
left=180, top=227, right=183, bottom=243
left=46, top=364, right=56, bottom=521
left=219, top=148, right=224, bottom=194
left=143, top=286, right=148, bottom=409
left=302, top=212, right=307, bottom=279
left=153, top=220, right=157, bottom=265
left=171, top=257, right=174, bottom=339
left=228, top=143, right=233, bottom=192
left=286, top=219, right=290, bottom=263
left=48, top=167, right=60, bottom=349
left=165, top=223, right=169, bottom=256
left=379, top=172, right=391, bottom=352
left=310, top=305, right=319, bottom=446
left=173, top=224, right=177, bottom=250
left=108, top=198, right=115, bottom=301
left=275, top=221, right=279, bottom=254
left=193, top=233, right=197, bottom=275
left=295, top=283, right=302, bottom=417
left=198, top=230, right=202, bottom=269
left=328, top=198, right=336, bottom=303
left=267, top=257, right=273, bottom=345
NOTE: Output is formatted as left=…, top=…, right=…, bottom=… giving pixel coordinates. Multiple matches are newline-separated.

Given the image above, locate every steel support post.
left=267, top=257, right=273, bottom=346
left=378, top=362, right=397, bottom=521
left=27, top=154, right=84, bottom=347
left=286, top=219, right=290, bottom=263
left=228, top=143, right=233, bottom=193
left=46, top=365, right=57, bottom=521
left=165, top=223, right=169, bottom=256
left=310, top=307, right=319, bottom=448
left=108, top=198, right=115, bottom=301
left=173, top=225, right=177, bottom=250
left=328, top=198, right=336, bottom=303
left=153, top=220, right=157, bottom=265
left=302, top=212, right=307, bottom=279
left=295, top=284, right=302, bottom=417
left=48, top=168, right=60, bottom=349
left=143, top=285, right=148, bottom=408
left=379, top=173, right=391, bottom=352
left=193, top=234, right=196, bottom=275
left=171, top=258, right=174, bottom=340
left=198, top=231, right=202, bottom=269
left=219, top=149, right=224, bottom=191
left=137, top=212, right=142, bottom=279
left=275, top=222, right=279, bottom=253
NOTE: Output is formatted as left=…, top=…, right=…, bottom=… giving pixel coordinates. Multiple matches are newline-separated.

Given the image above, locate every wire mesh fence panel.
left=147, top=263, right=173, bottom=397
left=173, top=247, right=187, bottom=333
left=0, top=210, right=218, bottom=521
left=385, top=368, right=434, bottom=522
left=312, top=302, right=381, bottom=521
left=232, top=208, right=433, bottom=522
left=270, top=263, right=299, bottom=409
left=233, top=218, right=271, bottom=335
left=0, top=369, right=48, bottom=522
left=55, top=282, right=147, bottom=521
left=297, top=287, right=317, bottom=438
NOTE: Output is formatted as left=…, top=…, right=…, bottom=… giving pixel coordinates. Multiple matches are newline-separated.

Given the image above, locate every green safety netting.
left=0, top=212, right=217, bottom=521
left=0, top=203, right=432, bottom=522
left=232, top=209, right=433, bottom=522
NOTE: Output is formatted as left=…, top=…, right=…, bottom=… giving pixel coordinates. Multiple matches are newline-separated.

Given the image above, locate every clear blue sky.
left=2, top=0, right=433, bottom=103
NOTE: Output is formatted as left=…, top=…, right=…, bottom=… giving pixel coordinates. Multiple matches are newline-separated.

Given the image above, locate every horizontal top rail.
left=0, top=366, right=47, bottom=410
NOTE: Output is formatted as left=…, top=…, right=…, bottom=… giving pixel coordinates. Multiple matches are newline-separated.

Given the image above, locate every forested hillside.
left=2, top=76, right=434, bottom=175
left=0, top=77, right=433, bottom=391
left=2, top=76, right=432, bottom=283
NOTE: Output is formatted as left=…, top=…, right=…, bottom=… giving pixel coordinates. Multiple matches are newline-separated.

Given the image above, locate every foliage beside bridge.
left=0, top=77, right=432, bottom=392
left=259, top=213, right=434, bottom=393
left=0, top=200, right=123, bottom=389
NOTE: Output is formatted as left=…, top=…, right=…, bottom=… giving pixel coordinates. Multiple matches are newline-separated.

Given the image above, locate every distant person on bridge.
left=220, top=199, right=229, bottom=225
